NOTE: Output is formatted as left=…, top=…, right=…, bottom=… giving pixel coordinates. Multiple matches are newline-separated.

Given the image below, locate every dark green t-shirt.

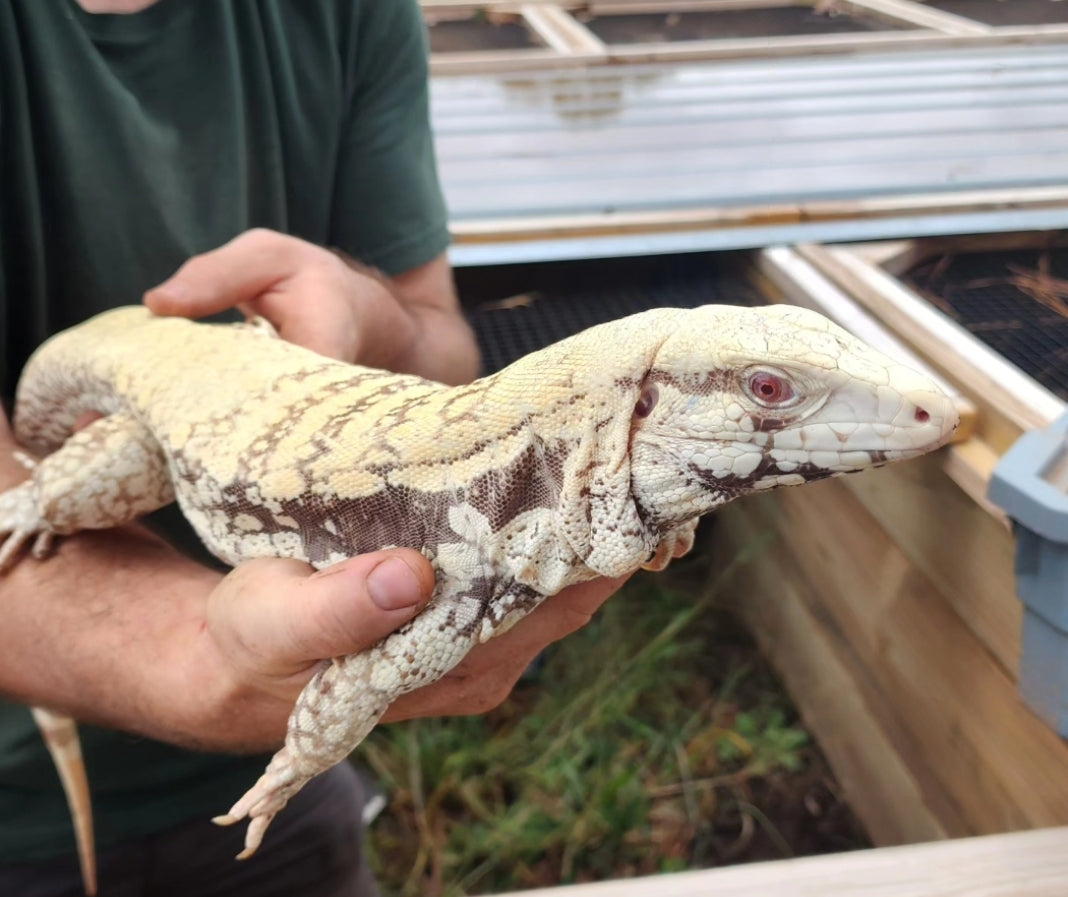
left=0, top=0, right=450, bottom=862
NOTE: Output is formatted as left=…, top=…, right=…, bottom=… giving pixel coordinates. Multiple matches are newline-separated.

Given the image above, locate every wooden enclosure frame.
left=493, top=825, right=1068, bottom=896
left=421, top=0, right=1068, bottom=74
left=706, top=231, right=1068, bottom=856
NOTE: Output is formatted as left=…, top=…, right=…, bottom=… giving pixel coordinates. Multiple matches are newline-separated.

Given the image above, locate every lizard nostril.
left=914, top=407, right=930, bottom=424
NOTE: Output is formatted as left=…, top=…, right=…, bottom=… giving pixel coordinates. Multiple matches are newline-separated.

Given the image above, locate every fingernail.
left=367, top=557, right=424, bottom=611
left=152, top=281, right=189, bottom=303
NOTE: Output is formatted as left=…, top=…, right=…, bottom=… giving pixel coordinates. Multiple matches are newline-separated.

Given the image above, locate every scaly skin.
left=1, top=304, right=958, bottom=884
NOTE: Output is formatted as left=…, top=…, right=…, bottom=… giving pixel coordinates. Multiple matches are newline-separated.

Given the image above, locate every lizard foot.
left=213, top=747, right=308, bottom=859
left=0, top=481, right=55, bottom=572
left=641, top=518, right=698, bottom=572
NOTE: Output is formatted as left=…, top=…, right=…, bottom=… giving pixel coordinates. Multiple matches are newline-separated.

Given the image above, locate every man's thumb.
left=296, top=550, right=435, bottom=660
left=216, top=550, right=435, bottom=674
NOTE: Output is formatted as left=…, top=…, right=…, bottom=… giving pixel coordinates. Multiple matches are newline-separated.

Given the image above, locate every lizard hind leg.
left=213, top=654, right=396, bottom=859
left=215, top=594, right=484, bottom=858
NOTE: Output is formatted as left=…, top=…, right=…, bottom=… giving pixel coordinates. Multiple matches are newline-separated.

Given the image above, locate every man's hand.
left=202, top=554, right=628, bottom=750
left=144, top=228, right=480, bottom=385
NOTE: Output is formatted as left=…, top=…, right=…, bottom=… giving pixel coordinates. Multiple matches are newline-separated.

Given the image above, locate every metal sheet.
left=433, top=43, right=1068, bottom=264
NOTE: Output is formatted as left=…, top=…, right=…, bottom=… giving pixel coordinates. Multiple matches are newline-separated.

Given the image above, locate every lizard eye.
left=746, top=370, right=795, bottom=407
left=634, top=384, right=659, bottom=418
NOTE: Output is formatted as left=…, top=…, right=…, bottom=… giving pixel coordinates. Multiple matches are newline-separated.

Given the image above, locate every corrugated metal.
left=431, top=43, right=1068, bottom=264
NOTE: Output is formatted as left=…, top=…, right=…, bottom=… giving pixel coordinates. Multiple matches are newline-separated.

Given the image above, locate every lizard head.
left=627, top=303, right=959, bottom=528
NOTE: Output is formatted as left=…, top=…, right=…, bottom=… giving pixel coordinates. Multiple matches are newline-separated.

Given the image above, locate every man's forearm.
left=0, top=524, right=250, bottom=747
left=401, top=301, right=481, bottom=385
left=338, top=250, right=481, bottom=385
left=0, top=431, right=291, bottom=752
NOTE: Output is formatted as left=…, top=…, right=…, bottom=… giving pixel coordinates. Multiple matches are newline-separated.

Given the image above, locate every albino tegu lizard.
left=0, top=304, right=958, bottom=892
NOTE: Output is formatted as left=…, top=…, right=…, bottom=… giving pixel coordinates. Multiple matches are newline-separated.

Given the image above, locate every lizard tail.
left=32, top=708, right=97, bottom=896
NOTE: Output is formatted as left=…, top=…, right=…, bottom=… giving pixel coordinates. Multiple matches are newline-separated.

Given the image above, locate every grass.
left=360, top=537, right=864, bottom=895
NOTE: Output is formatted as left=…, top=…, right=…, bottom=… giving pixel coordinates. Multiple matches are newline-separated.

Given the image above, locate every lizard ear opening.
left=634, top=383, right=659, bottom=419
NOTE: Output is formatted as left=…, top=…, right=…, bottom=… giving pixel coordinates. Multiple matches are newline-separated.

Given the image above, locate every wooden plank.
left=849, top=239, right=916, bottom=268
left=449, top=186, right=1068, bottom=244
left=795, top=243, right=1066, bottom=448
left=943, top=438, right=1010, bottom=525
left=422, top=0, right=575, bottom=11
left=589, top=0, right=803, bottom=12
left=521, top=4, right=609, bottom=55
left=840, top=452, right=1019, bottom=673
left=603, top=25, right=1068, bottom=65
left=428, top=25, right=1068, bottom=74
left=493, top=827, right=1068, bottom=897
left=430, top=44, right=1068, bottom=103
left=842, top=0, right=993, bottom=34
left=431, top=48, right=595, bottom=75
left=734, top=489, right=990, bottom=836
left=715, top=503, right=953, bottom=844
left=769, top=477, right=1068, bottom=832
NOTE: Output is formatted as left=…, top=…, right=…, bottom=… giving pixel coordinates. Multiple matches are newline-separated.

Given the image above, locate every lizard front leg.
left=0, top=413, right=174, bottom=570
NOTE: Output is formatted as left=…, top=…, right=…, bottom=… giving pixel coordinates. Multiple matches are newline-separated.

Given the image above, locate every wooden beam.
left=450, top=186, right=1068, bottom=243
left=841, top=0, right=993, bottom=35
left=767, top=477, right=1068, bottom=832
left=944, top=437, right=1010, bottom=525
left=428, top=20, right=1068, bottom=72
left=430, top=48, right=593, bottom=75
left=602, top=25, right=1068, bottom=65
left=492, top=827, right=1068, bottom=897
left=521, top=3, right=608, bottom=55
left=422, top=0, right=575, bottom=10
left=848, top=240, right=916, bottom=269
left=588, top=0, right=801, bottom=11
left=840, top=450, right=1019, bottom=672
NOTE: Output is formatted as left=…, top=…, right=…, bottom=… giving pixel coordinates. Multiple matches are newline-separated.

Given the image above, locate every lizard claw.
left=12, top=450, right=38, bottom=471
left=641, top=518, right=698, bottom=572
left=32, top=530, right=56, bottom=559
left=213, top=747, right=306, bottom=858
left=0, top=481, right=55, bottom=572
left=0, top=529, right=34, bottom=573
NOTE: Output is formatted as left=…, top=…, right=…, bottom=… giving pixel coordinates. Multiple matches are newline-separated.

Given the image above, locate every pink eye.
left=635, top=384, right=659, bottom=418
left=748, top=371, right=794, bottom=405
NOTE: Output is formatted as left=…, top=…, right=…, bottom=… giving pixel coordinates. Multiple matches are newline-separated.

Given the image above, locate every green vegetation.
left=362, top=544, right=854, bottom=895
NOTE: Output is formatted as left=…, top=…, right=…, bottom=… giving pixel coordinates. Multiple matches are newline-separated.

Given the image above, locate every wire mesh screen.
left=462, top=253, right=761, bottom=374
left=903, top=248, right=1068, bottom=401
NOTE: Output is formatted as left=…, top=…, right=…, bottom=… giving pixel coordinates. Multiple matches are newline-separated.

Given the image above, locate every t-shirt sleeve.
left=330, top=0, right=450, bottom=276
